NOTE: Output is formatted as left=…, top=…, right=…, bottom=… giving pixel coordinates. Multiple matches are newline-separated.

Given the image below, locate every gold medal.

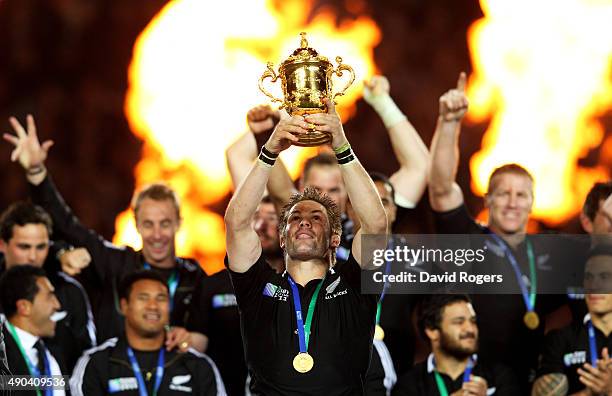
left=293, top=352, right=314, bottom=373
left=524, top=311, right=540, bottom=330
left=374, top=324, right=385, bottom=341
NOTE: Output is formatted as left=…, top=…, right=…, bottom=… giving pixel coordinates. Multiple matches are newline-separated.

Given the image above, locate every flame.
left=466, top=0, right=612, bottom=225
left=113, top=0, right=380, bottom=273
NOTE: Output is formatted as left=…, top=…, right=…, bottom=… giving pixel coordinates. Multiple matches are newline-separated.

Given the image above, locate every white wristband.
left=364, top=93, right=407, bottom=129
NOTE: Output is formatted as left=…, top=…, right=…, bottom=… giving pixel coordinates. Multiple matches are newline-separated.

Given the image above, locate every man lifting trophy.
left=258, top=32, right=355, bottom=146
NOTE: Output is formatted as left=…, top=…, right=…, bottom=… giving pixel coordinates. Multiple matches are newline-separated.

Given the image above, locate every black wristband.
left=335, top=147, right=355, bottom=165
left=258, top=146, right=278, bottom=166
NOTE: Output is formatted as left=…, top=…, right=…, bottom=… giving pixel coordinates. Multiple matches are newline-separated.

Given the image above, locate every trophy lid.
left=280, top=32, right=331, bottom=68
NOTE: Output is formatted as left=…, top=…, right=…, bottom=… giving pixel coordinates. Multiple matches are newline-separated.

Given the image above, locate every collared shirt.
left=392, top=353, right=518, bottom=396
left=537, top=313, right=612, bottom=394
left=12, top=324, right=65, bottom=396
left=228, top=252, right=378, bottom=396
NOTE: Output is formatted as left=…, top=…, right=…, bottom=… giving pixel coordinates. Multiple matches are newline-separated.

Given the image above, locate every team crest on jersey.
left=108, top=377, right=138, bottom=393
left=212, top=293, right=237, bottom=308
left=169, top=374, right=192, bottom=392
left=262, top=282, right=289, bottom=301
left=564, top=350, right=586, bottom=366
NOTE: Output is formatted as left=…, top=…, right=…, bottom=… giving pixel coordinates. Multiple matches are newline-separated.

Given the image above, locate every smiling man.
left=70, top=271, right=224, bottom=396
left=533, top=246, right=612, bottom=396
left=0, top=265, right=65, bottom=396
left=392, top=295, right=518, bottom=396
left=427, top=73, right=567, bottom=392
left=3, top=115, right=208, bottom=350
left=224, top=98, right=387, bottom=394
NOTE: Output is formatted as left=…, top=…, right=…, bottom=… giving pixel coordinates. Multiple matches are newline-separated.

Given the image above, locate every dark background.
left=0, top=0, right=606, bottom=241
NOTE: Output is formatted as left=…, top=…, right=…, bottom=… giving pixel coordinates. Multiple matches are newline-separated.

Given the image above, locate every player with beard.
left=392, top=295, right=518, bottom=395
left=225, top=98, right=387, bottom=394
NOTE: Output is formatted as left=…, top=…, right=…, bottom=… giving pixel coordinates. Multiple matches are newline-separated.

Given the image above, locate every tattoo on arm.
left=532, top=374, right=569, bottom=396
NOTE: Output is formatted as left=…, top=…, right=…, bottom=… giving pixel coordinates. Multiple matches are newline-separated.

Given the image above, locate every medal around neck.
left=293, top=352, right=315, bottom=373
left=524, top=311, right=540, bottom=330
left=374, top=324, right=385, bottom=341
left=258, top=32, right=355, bottom=147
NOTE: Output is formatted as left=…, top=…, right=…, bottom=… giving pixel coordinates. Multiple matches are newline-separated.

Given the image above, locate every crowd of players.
left=0, top=73, right=611, bottom=395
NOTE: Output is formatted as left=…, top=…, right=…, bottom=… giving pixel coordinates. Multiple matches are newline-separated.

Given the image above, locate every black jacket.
left=29, top=175, right=208, bottom=342
left=69, top=337, right=225, bottom=396
left=0, top=319, right=11, bottom=396
left=0, top=257, right=95, bottom=375
left=2, top=324, right=68, bottom=396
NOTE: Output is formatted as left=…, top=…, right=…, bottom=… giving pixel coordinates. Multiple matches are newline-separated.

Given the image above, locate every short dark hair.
left=278, top=186, right=342, bottom=239
left=369, top=171, right=396, bottom=203
left=131, top=183, right=181, bottom=221
left=302, top=153, right=338, bottom=183
left=418, top=294, right=472, bottom=340
left=583, top=182, right=612, bottom=221
left=0, top=202, right=53, bottom=242
left=119, top=270, right=169, bottom=301
left=0, top=265, right=47, bottom=318
left=487, top=163, right=534, bottom=194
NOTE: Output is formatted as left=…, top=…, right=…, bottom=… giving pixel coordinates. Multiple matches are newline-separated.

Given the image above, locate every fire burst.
left=467, top=0, right=612, bottom=225
left=113, top=0, right=380, bottom=272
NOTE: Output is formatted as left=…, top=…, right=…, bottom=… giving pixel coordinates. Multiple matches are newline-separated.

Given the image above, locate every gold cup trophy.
left=258, top=32, right=356, bottom=146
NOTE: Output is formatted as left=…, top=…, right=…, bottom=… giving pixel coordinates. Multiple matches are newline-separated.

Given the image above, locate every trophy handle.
left=330, top=56, right=356, bottom=100
left=258, top=62, right=284, bottom=106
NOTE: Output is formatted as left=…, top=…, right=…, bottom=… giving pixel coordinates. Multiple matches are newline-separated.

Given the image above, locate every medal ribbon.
left=587, top=320, right=598, bottom=366
left=287, top=275, right=325, bottom=352
left=143, top=263, right=180, bottom=312
left=126, top=347, right=165, bottom=396
left=5, top=321, right=50, bottom=396
left=488, top=233, right=537, bottom=313
left=375, top=261, right=392, bottom=326
left=433, top=356, right=475, bottom=396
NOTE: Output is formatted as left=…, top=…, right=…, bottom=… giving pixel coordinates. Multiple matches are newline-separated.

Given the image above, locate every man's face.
left=582, top=199, right=612, bottom=235
left=585, top=255, right=612, bottom=315
left=26, top=277, right=61, bottom=338
left=434, top=302, right=478, bottom=359
left=280, top=200, right=337, bottom=261
left=0, top=224, right=49, bottom=268
left=376, top=181, right=396, bottom=229
left=303, top=165, right=347, bottom=213
left=135, top=198, right=180, bottom=267
left=253, top=202, right=280, bottom=254
left=485, top=173, right=533, bottom=235
left=121, top=279, right=170, bottom=338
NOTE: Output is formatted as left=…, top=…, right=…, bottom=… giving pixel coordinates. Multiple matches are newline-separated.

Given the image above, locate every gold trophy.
left=258, top=32, right=356, bottom=146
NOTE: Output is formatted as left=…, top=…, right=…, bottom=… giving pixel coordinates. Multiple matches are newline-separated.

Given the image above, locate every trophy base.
left=289, top=106, right=327, bottom=116
left=294, top=131, right=331, bottom=147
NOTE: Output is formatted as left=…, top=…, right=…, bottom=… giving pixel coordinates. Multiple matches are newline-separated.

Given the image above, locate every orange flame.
left=113, top=0, right=380, bottom=273
left=467, top=0, right=612, bottom=225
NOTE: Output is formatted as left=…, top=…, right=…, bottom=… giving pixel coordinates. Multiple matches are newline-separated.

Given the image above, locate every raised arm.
left=364, top=76, right=429, bottom=207
left=3, top=115, right=121, bottom=280
left=428, top=72, right=469, bottom=212
left=224, top=114, right=308, bottom=272
left=305, top=99, right=387, bottom=266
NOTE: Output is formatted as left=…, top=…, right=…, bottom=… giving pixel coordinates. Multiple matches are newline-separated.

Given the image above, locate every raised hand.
left=439, top=72, right=469, bottom=122
left=577, top=347, right=612, bottom=395
left=304, top=98, right=347, bottom=150
left=263, top=114, right=307, bottom=154
left=3, top=115, right=54, bottom=171
left=59, top=247, right=92, bottom=276
left=363, top=75, right=390, bottom=104
left=247, top=105, right=281, bottom=134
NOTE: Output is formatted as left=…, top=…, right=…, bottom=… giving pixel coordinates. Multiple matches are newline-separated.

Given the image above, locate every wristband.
left=335, top=145, right=356, bottom=165
left=258, top=146, right=278, bottom=167
left=365, top=93, right=407, bottom=129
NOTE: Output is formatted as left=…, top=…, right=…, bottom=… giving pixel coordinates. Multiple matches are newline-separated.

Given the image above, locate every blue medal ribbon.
left=126, top=347, right=165, bottom=396
left=143, top=263, right=180, bottom=312
left=587, top=319, right=598, bottom=366
left=433, top=355, right=476, bottom=396
left=487, top=232, right=536, bottom=313
left=287, top=275, right=325, bottom=353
